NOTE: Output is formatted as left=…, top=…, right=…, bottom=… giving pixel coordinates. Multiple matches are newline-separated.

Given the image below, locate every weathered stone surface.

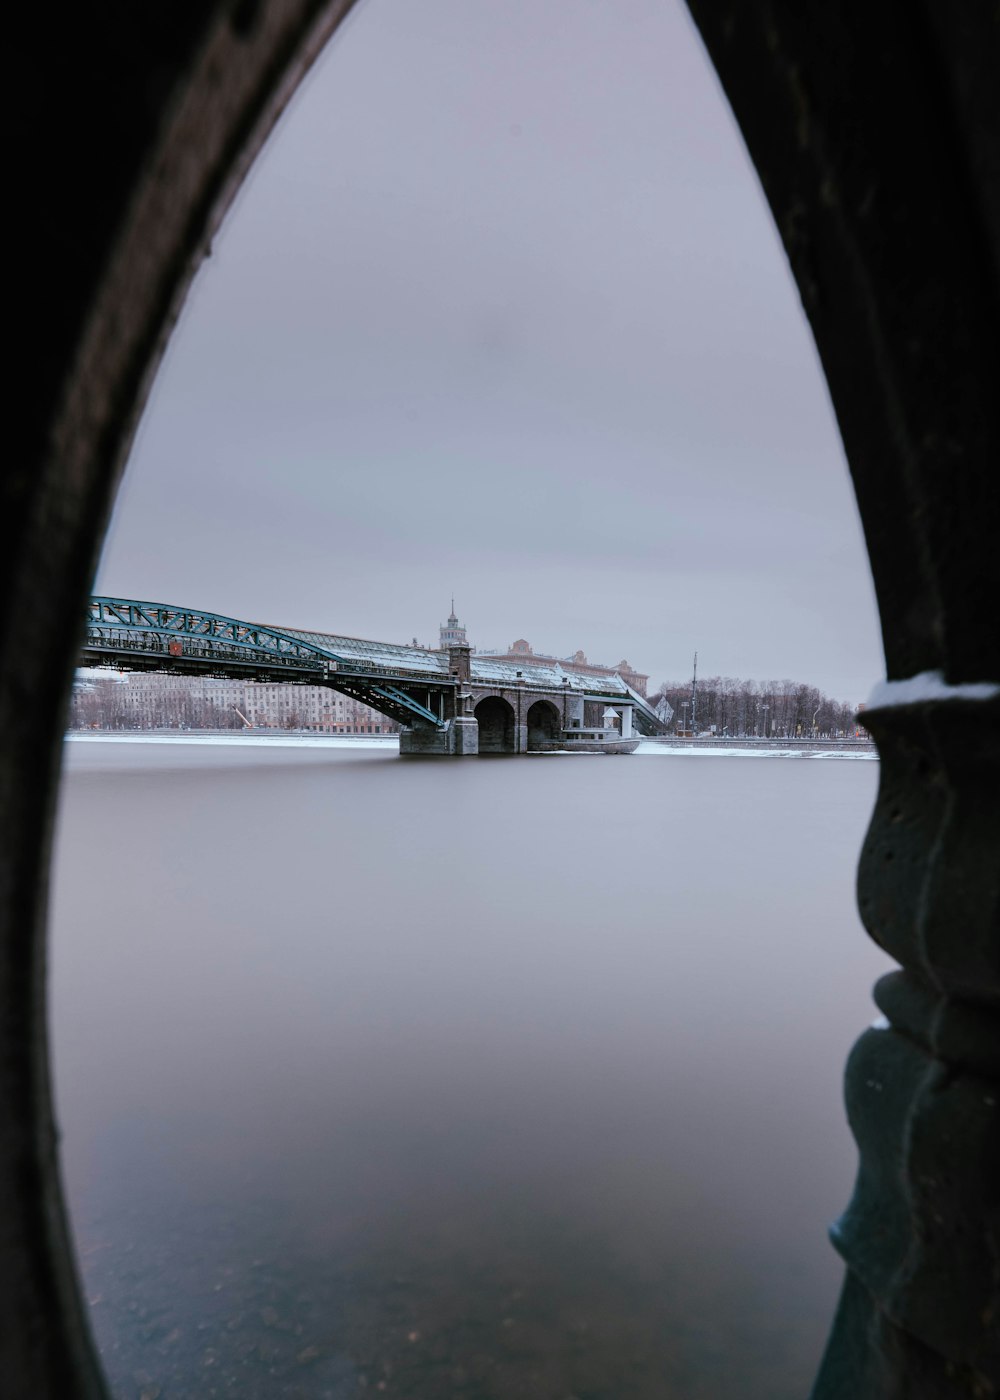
left=450, top=716, right=479, bottom=756
left=830, top=1028, right=998, bottom=1377
left=686, top=4, right=1000, bottom=686
left=858, top=700, right=1000, bottom=1000
left=399, top=724, right=452, bottom=757
left=399, top=717, right=480, bottom=757
left=812, top=695, right=999, bottom=1396
left=815, top=1273, right=982, bottom=1400
left=4, top=5, right=359, bottom=1395
left=873, top=972, right=1000, bottom=1080
left=685, top=5, right=1000, bottom=1392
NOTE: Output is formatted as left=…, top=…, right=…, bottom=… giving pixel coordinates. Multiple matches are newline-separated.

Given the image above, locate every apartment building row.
left=71, top=672, right=399, bottom=734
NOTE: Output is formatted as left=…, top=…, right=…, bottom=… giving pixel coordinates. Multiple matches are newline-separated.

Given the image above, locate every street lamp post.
left=762, top=703, right=770, bottom=739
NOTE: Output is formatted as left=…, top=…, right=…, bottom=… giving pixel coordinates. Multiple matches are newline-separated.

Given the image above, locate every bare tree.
left=651, top=673, right=858, bottom=738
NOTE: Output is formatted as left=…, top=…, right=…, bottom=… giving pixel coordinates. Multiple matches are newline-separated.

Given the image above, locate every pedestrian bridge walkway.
left=83, top=597, right=669, bottom=754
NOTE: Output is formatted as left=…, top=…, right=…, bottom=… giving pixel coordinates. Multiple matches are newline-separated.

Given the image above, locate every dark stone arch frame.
left=4, top=3, right=996, bottom=1395
left=474, top=694, right=518, bottom=754
left=525, top=698, right=562, bottom=750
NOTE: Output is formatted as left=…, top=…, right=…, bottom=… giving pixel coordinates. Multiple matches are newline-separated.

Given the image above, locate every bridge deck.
left=81, top=599, right=667, bottom=731
left=277, top=627, right=450, bottom=678
left=278, top=626, right=636, bottom=697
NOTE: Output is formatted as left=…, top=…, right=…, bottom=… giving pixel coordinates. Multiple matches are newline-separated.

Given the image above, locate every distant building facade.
left=70, top=672, right=399, bottom=734
left=478, top=638, right=649, bottom=698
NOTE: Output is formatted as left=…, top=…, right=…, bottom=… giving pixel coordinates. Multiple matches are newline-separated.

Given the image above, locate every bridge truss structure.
left=82, top=598, right=450, bottom=729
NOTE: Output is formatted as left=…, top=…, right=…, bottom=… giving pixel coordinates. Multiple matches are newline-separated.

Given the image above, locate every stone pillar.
left=514, top=681, right=528, bottom=753
left=450, top=715, right=479, bottom=756
left=442, top=645, right=473, bottom=723
left=448, top=643, right=472, bottom=683
left=812, top=691, right=1000, bottom=1399
left=450, top=686, right=479, bottom=756
left=620, top=705, right=634, bottom=739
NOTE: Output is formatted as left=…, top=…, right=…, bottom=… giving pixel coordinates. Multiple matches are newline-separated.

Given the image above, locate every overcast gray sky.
left=98, top=0, right=883, bottom=702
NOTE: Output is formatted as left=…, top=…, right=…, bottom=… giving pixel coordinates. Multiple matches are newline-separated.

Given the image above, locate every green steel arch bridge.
left=82, top=597, right=668, bottom=753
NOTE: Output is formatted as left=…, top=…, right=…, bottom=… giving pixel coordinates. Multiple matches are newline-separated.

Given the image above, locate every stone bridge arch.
left=526, top=698, right=561, bottom=751
left=474, top=695, right=516, bottom=754
left=4, top=5, right=997, bottom=1396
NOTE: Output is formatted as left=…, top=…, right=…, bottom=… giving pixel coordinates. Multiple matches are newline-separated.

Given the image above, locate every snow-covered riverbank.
left=634, top=740, right=877, bottom=760
left=65, top=732, right=876, bottom=760
left=65, top=730, right=396, bottom=750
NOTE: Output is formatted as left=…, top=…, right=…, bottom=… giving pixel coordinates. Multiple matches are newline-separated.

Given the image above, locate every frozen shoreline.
left=633, top=740, right=876, bottom=760
left=65, top=733, right=877, bottom=761
left=65, top=731, right=395, bottom=750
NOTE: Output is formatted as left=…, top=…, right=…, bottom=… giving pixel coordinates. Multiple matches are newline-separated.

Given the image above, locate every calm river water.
left=51, top=739, right=890, bottom=1400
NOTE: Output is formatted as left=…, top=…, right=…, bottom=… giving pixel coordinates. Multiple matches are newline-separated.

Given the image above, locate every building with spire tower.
left=439, top=600, right=468, bottom=650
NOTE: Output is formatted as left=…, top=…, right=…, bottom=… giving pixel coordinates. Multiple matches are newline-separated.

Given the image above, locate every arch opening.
left=526, top=699, right=561, bottom=751
left=473, top=695, right=516, bottom=754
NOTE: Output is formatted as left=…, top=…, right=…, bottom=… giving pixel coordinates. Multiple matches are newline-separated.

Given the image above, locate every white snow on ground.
left=867, top=670, right=999, bottom=709
left=65, top=734, right=876, bottom=760
left=66, top=732, right=395, bottom=750
left=632, top=742, right=876, bottom=760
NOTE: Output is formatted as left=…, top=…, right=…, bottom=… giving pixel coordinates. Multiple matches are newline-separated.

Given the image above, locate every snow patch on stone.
left=866, top=671, right=999, bottom=711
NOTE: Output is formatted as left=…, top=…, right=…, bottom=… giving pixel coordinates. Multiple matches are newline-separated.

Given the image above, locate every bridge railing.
left=83, top=630, right=327, bottom=674
left=82, top=598, right=450, bottom=731
left=84, top=628, right=448, bottom=681
left=88, top=630, right=387, bottom=672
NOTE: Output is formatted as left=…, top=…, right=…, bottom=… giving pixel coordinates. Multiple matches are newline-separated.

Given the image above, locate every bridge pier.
left=399, top=723, right=449, bottom=756
left=451, top=714, right=479, bottom=755
left=399, top=715, right=479, bottom=757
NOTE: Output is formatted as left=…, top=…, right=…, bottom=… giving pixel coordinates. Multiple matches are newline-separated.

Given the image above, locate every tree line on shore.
left=69, top=672, right=861, bottom=740
left=648, top=676, right=861, bottom=738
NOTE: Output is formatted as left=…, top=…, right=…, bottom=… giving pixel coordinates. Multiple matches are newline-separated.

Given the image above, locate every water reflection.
left=51, top=742, right=889, bottom=1398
